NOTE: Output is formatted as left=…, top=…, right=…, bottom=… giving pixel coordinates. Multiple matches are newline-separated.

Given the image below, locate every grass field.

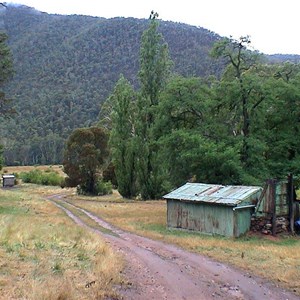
left=2, top=165, right=300, bottom=296
left=0, top=184, right=124, bottom=299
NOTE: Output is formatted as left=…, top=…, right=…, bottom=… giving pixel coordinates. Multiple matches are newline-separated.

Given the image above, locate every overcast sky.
left=8, top=0, right=300, bottom=55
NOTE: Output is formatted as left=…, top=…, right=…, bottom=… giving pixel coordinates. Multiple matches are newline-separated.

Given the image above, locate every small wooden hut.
left=163, top=183, right=262, bottom=237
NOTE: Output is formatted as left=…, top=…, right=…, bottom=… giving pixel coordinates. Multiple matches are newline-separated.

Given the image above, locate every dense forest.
left=0, top=4, right=299, bottom=178
left=0, top=5, right=224, bottom=165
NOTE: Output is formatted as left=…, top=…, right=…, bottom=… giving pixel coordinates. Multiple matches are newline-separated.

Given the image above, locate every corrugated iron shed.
left=164, top=183, right=262, bottom=237
left=163, top=183, right=262, bottom=206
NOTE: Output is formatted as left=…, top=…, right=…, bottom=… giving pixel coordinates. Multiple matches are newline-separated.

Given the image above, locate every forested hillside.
left=0, top=5, right=223, bottom=165
left=0, top=5, right=299, bottom=166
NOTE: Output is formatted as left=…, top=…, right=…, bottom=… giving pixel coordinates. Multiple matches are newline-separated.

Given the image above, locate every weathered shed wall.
left=165, top=183, right=262, bottom=237
left=256, top=181, right=289, bottom=217
left=167, top=200, right=237, bottom=237
left=233, top=208, right=253, bottom=237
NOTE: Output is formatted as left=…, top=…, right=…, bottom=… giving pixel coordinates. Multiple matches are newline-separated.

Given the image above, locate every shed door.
left=177, top=205, right=183, bottom=228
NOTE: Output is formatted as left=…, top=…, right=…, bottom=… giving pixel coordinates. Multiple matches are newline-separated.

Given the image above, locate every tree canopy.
left=106, top=27, right=300, bottom=198
left=63, top=127, right=109, bottom=194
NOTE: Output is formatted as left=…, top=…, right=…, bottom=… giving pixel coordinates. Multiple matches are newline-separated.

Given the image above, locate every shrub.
left=77, top=179, right=112, bottom=196
left=20, top=169, right=64, bottom=186
left=95, top=180, right=113, bottom=195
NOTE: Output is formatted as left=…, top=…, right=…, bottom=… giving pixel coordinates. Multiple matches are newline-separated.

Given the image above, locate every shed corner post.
left=233, top=207, right=237, bottom=238
left=166, top=199, right=169, bottom=229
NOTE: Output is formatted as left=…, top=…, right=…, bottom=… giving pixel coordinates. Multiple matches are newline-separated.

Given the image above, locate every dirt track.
left=47, top=194, right=299, bottom=300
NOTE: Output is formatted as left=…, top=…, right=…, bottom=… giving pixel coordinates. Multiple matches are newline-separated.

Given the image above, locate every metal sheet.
left=167, top=200, right=234, bottom=236
left=164, top=183, right=262, bottom=206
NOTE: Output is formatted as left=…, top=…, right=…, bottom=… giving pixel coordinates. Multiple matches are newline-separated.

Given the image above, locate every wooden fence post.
left=271, top=179, right=277, bottom=236
left=288, top=174, right=295, bottom=234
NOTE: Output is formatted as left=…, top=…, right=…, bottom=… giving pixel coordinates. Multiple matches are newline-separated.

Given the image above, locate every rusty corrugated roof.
left=163, top=183, right=262, bottom=206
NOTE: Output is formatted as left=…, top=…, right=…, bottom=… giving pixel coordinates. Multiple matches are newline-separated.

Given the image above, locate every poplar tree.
left=109, top=75, right=137, bottom=198
left=135, top=11, right=172, bottom=199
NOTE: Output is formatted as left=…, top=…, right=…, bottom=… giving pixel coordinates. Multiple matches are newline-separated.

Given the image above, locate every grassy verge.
left=0, top=185, right=124, bottom=299
left=68, top=193, right=300, bottom=295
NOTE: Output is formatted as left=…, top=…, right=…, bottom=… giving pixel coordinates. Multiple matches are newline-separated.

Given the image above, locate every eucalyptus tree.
left=211, top=36, right=266, bottom=171
left=63, top=127, right=109, bottom=194
left=155, top=76, right=243, bottom=187
left=263, top=63, right=300, bottom=178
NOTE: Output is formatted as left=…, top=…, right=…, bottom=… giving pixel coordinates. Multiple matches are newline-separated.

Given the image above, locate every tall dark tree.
left=135, top=12, right=172, bottom=199
left=155, top=76, right=243, bottom=187
left=109, top=75, right=137, bottom=198
left=63, top=127, right=109, bottom=194
left=263, top=64, right=300, bottom=177
left=138, top=11, right=172, bottom=107
left=211, top=36, right=266, bottom=170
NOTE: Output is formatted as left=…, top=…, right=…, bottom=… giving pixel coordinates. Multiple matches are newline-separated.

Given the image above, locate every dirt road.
left=47, top=194, right=299, bottom=300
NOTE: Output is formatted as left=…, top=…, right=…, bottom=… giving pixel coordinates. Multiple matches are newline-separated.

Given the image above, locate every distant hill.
left=268, top=54, right=300, bottom=64
left=0, top=5, right=298, bottom=165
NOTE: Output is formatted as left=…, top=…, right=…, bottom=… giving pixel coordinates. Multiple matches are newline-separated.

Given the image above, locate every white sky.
left=8, top=0, right=300, bottom=55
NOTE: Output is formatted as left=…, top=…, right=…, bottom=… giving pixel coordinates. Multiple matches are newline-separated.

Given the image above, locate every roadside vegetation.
left=0, top=183, right=124, bottom=299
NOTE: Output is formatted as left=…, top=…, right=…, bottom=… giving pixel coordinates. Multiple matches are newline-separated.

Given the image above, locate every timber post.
left=288, top=174, right=295, bottom=234
left=271, top=179, right=277, bottom=236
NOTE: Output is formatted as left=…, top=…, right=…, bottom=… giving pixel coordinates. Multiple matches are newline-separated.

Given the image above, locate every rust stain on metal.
left=164, top=183, right=262, bottom=206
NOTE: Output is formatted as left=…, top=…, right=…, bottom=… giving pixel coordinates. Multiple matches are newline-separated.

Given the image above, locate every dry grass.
left=2, top=172, right=300, bottom=295
left=68, top=193, right=300, bottom=295
left=2, top=165, right=66, bottom=177
left=0, top=185, right=124, bottom=299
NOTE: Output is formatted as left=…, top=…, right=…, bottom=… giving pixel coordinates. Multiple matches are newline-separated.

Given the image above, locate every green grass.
left=236, top=234, right=300, bottom=246
left=0, top=205, right=27, bottom=214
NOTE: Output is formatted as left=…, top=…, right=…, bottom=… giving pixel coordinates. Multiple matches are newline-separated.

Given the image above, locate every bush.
left=20, top=169, right=64, bottom=186
left=77, top=179, right=113, bottom=196
left=95, top=180, right=113, bottom=195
